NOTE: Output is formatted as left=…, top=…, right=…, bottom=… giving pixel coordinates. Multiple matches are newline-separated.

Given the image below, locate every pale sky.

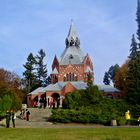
left=0, top=0, right=137, bottom=84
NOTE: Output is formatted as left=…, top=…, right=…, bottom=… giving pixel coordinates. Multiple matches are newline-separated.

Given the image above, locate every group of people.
left=5, top=110, right=16, bottom=128
left=33, top=97, right=62, bottom=109
left=5, top=108, right=31, bottom=128
left=20, top=108, right=30, bottom=121
left=33, top=97, right=47, bottom=109
left=49, top=97, right=60, bottom=109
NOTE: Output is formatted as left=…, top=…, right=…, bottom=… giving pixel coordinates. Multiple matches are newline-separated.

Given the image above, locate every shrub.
left=51, top=107, right=121, bottom=125
left=0, top=95, right=12, bottom=117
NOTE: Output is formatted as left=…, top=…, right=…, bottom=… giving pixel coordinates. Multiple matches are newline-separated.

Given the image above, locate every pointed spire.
left=65, top=20, right=80, bottom=48
left=67, top=19, right=77, bottom=41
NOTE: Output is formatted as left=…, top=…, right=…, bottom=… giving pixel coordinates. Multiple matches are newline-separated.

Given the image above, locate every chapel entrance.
left=51, top=93, right=60, bottom=108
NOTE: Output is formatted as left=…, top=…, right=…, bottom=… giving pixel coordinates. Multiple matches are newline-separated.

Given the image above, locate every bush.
left=126, top=118, right=137, bottom=125
left=54, top=84, right=129, bottom=125
left=117, top=117, right=126, bottom=125
left=0, top=95, right=12, bottom=117
left=51, top=107, right=120, bottom=125
left=0, top=90, right=22, bottom=117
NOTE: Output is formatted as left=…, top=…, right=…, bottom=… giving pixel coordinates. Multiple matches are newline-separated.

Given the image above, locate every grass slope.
left=0, top=127, right=140, bottom=140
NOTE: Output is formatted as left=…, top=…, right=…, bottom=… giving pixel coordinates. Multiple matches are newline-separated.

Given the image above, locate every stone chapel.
left=27, top=22, right=121, bottom=107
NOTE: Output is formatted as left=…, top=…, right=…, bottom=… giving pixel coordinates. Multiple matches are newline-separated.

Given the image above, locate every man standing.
left=5, top=111, right=11, bottom=128
left=26, top=109, right=30, bottom=121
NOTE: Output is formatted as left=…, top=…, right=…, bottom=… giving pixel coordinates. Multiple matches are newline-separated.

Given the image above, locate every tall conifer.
left=136, top=0, right=140, bottom=47
left=126, top=0, right=140, bottom=104
left=129, top=34, right=138, bottom=59
left=103, top=72, right=110, bottom=85
left=35, top=49, right=48, bottom=87
left=23, top=53, right=36, bottom=92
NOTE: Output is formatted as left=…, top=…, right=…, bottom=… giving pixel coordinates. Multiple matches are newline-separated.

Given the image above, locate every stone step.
left=15, top=108, right=52, bottom=127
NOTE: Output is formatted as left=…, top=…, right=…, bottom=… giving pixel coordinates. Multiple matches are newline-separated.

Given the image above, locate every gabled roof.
left=42, top=82, right=67, bottom=92
left=51, top=67, right=58, bottom=74
left=98, top=85, right=120, bottom=93
left=71, top=81, right=87, bottom=90
left=59, top=46, right=85, bottom=65
left=28, top=82, right=121, bottom=96
left=28, top=87, right=45, bottom=95
left=85, top=66, right=93, bottom=73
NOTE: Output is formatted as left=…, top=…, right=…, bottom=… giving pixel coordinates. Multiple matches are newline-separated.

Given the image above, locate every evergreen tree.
left=126, top=0, right=140, bottom=104
left=107, top=64, right=120, bottom=85
left=103, top=72, right=110, bottom=85
left=129, top=34, right=138, bottom=59
left=126, top=54, right=140, bottom=104
left=86, top=72, right=93, bottom=88
left=46, top=76, right=51, bottom=85
left=136, top=0, right=140, bottom=47
left=35, top=49, right=47, bottom=87
left=23, top=53, right=36, bottom=92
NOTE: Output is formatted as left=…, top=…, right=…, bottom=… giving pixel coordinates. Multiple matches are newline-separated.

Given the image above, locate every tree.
left=103, top=72, right=110, bottom=85
left=129, top=34, right=138, bottom=59
left=23, top=53, right=36, bottom=92
left=114, top=61, right=128, bottom=93
left=136, top=0, right=140, bottom=47
left=85, top=85, right=102, bottom=105
left=104, top=64, right=120, bottom=86
left=125, top=0, right=140, bottom=105
left=0, top=68, right=22, bottom=116
left=86, top=72, right=93, bottom=88
left=0, top=68, right=23, bottom=100
left=35, top=49, right=48, bottom=87
left=46, top=76, right=51, bottom=85
left=108, top=64, right=120, bottom=85
left=126, top=54, right=140, bottom=104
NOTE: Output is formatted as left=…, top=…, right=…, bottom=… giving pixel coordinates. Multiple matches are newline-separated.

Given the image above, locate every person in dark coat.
left=26, top=109, right=30, bottom=121
left=43, top=99, right=47, bottom=109
left=5, top=111, right=11, bottom=128
left=52, top=101, right=55, bottom=109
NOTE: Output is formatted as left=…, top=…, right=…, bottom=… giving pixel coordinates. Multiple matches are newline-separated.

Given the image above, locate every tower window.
left=64, top=73, right=77, bottom=81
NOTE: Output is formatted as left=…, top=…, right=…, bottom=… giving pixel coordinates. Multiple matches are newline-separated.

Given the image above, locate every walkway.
left=0, top=108, right=139, bottom=128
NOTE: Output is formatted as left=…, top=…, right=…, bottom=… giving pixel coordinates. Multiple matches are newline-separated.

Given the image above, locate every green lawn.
left=0, top=127, right=140, bottom=140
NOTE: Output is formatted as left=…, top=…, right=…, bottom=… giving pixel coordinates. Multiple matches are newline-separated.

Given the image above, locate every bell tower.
left=65, top=20, right=80, bottom=48
left=51, top=21, right=94, bottom=83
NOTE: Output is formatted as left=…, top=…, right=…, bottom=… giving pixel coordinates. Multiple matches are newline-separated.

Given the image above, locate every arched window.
left=66, top=73, right=69, bottom=81
left=75, top=76, right=77, bottom=81
left=72, top=73, right=74, bottom=81
left=69, top=72, right=72, bottom=81
left=64, top=73, right=77, bottom=81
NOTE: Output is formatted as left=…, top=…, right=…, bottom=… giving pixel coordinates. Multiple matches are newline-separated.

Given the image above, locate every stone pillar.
left=47, top=96, right=52, bottom=108
left=60, top=96, right=65, bottom=107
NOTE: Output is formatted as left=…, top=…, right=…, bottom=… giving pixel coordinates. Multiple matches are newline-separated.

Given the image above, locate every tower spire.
left=65, top=20, right=80, bottom=48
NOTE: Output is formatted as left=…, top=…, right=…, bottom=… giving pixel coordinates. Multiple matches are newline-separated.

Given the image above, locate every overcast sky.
left=0, top=0, right=137, bottom=84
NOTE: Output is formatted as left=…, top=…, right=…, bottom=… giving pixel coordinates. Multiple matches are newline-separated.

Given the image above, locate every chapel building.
left=27, top=22, right=121, bottom=108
